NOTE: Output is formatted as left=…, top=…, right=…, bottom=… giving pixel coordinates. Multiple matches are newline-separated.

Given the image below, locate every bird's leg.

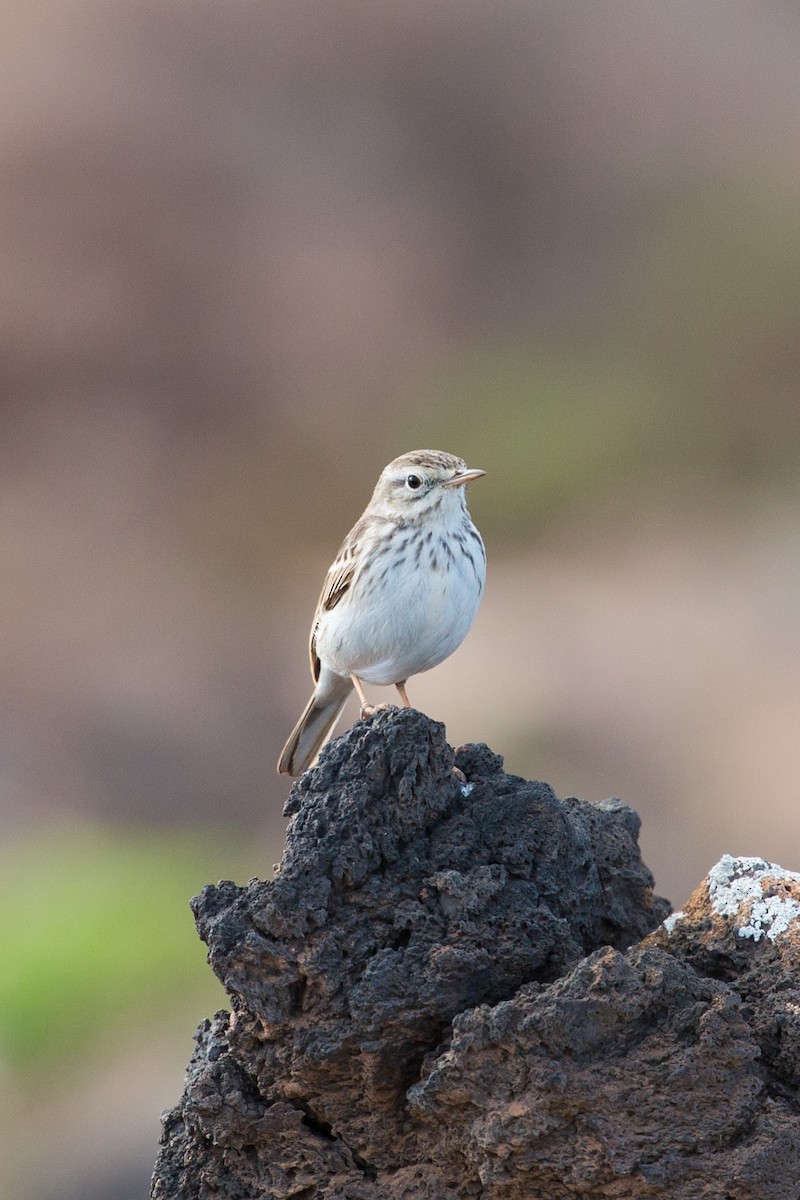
left=351, top=674, right=395, bottom=719
left=395, top=680, right=411, bottom=708
left=350, top=673, right=375, bottom=718
left=351, top=673, right=405, bottom=719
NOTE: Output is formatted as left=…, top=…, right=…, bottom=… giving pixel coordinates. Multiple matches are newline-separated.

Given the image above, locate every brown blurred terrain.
left=2, top=3, right=800, bottom=1197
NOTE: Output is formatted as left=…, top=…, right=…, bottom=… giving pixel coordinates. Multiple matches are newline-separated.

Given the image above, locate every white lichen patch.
left=662, top=910, right=685, bottom=933
left=707, top=854, right=800, bottom=942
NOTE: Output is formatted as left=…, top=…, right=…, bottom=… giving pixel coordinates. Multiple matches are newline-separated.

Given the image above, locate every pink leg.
left=396, top=680, right=411, bottom=708
left=350, top=673, right=370, bottom=716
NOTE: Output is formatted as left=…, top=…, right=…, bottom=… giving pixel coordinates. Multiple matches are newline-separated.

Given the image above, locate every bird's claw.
left=360, top=702, right=399, bottom=719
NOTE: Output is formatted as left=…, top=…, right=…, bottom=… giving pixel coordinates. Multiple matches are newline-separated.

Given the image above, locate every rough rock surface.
left=152, top=710, right=800, bottom=1199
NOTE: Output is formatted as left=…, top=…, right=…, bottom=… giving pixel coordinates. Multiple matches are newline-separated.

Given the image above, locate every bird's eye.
left=405, top=474, right=423, bottom=491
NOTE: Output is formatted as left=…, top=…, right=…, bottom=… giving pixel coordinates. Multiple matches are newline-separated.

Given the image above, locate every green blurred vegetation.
left=407, top=192, right=800, bottom=544
left=414, top=346, right=660, bottom=540
left=0, top=826, right=250, bottom=1076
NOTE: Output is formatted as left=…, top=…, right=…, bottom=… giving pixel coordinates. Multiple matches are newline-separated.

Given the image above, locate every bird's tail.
left=277, top=673, right=353, bottom=776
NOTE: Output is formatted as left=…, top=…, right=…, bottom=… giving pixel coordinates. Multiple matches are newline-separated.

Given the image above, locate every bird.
left=277, top=449, right=486, bottom=775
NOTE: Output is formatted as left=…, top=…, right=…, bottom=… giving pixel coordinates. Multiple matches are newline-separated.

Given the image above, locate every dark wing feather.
left=307, top=524, right=364, bottom=681
left=319, top=558, right=356, bottom=613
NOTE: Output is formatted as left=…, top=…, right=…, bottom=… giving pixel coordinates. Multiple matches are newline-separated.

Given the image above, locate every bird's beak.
left=442, top=467, right=486, bottom=488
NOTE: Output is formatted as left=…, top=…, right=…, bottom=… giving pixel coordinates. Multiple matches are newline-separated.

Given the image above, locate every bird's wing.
left=307, top=528, right=361, bottom=682
left=318, top=556, right=356, bottom=614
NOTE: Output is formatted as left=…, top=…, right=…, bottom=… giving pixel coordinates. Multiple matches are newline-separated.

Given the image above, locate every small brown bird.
left=277, top=449, right=486, bottom=775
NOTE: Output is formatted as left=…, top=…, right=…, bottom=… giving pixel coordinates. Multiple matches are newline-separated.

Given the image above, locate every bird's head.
left=369, top=449, right=485, bottom=522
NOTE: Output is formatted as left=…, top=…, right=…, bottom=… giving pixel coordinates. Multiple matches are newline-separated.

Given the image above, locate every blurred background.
left=2, top=1, right=800, bottom=1196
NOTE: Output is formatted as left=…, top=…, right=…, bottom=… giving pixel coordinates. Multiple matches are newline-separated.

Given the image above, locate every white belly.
left=314, top=537, right=485, bottom=686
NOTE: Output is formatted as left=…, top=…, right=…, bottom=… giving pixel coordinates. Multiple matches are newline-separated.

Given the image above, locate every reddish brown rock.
left=151, top=711, right=800, bottom=1199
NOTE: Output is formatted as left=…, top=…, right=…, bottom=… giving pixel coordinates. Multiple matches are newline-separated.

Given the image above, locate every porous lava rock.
left=151, top=710, right=800, bottom=1199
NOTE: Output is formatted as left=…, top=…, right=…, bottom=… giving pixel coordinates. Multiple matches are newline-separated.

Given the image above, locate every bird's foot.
left=360, top=702, right=400, bottom=719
